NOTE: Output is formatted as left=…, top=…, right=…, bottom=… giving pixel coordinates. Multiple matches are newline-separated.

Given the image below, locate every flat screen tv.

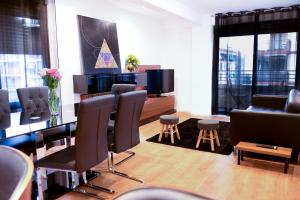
left=146, top=69, right=174, bottom=94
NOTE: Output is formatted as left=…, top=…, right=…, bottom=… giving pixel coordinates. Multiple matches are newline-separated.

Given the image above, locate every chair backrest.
left=17, top=86, right=49, bottom=114
left=75, top=95, right=114, bottom=173
left=111, top=84, right=136, bottom=110
left=0, top=145, right=33, bottom=200
left=114, top=90, right=147, bottom=153
left=0, top=89, right=11, bottom=129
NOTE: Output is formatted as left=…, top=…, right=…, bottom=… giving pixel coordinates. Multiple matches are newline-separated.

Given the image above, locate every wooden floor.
left=58, top=112, right=300, bottom=200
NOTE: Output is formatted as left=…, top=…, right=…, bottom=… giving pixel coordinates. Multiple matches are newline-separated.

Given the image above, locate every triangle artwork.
left=95, top=39, right=118, bottom=69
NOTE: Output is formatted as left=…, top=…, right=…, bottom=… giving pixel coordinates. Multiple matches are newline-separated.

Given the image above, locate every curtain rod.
left=215, top=4, right=300, bottom=17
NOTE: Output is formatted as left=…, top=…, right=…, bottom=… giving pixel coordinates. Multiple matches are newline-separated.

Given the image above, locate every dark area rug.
left=146, top=118, right=234, bottom=155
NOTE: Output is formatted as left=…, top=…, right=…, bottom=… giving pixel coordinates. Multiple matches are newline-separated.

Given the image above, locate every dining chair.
left=111, top=84, right=136, bottom=111
left=35, top=95, right=115, bottom=199
left=0, top=89, right=36, bottom=155
left=107, top=90, right=147, bottom=183
left=0, top=145, right=34, bottom=200
left=17, top=86, right=75, bottom=150
left=0, top=89, right=11, bottom=130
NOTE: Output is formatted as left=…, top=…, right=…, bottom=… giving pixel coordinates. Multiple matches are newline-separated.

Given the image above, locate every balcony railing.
left=218, top=70, right=296, bottom=86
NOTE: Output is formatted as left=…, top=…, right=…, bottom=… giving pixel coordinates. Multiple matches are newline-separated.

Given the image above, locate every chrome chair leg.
left=36, top=167, right=47, bottom=200
left=71, top=172, right=106, bottom=199
left=74, top=188, right=105, bottom=200
left=114, top=151, right=135, bottom=166
left=109, top=170, right=144, bottom=183
left=82, top=172, right=115, bottom=194
left=108, top=151, right=144, bottom=184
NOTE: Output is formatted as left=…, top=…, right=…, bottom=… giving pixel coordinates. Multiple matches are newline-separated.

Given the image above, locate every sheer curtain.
left=0, top=0, right=49, bottom=110
left=217, top=36, right=254, bottom=114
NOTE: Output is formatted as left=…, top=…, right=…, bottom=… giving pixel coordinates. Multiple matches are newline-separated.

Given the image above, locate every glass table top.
left=0, top=104, right=78, bottom=140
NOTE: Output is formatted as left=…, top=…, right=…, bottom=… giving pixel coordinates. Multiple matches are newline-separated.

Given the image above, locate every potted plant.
left=125, top=54, right=140, bottom=72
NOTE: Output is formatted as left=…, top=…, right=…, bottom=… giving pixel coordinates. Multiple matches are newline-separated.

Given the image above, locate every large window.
left=212, top=5, right=300, bottom=115
left=217, top=36, right=254, bottom=114
left=256, top=33, right=297, bottom=95
left=0, top=0, right=49, bottom=110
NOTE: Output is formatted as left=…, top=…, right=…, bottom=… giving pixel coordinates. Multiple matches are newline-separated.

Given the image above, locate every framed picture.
left=77, top=15, right=121, bottom=74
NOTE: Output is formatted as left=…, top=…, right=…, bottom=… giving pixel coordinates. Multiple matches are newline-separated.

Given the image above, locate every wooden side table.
left=236, top=141, right=292, bottom=174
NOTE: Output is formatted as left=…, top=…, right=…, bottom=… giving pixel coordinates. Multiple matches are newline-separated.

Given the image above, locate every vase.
left=49, top=88, right=59, bottom=115
left=127, top=64, right=135, bottom=72
left=50, top=115, right=58, bottom=126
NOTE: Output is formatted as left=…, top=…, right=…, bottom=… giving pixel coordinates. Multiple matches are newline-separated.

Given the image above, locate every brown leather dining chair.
left=0, top=145, right=34, bottom=200
left=111, top=84, right=136, bottom=111
left=0, top=89, right=36, bottom=155
left=107, top=90, right=147, bottom=183
left=110, top=84, right=136, bottom=120
left=0, top=89, right=11, bottom=130
left=17, top=86, right=76, bottom=150
left=35, top=95, right=115, bottom=199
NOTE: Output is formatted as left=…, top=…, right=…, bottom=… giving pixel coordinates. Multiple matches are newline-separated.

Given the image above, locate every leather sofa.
left=230, top=89, right=300, bottom=155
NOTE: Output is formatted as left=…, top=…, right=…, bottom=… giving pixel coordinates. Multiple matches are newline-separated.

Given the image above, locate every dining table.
left=0, top=103, right=79, bottom=154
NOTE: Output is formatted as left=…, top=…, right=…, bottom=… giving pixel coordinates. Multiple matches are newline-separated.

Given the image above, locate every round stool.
left=196, top=120, right=220, bottom=151
left=158, top=115, right=180, bottom=144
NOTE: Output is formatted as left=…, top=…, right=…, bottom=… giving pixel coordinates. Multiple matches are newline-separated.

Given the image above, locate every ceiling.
left=109, top=0, right=300, bottom=25
left=175, top=0, right=300, bottom=14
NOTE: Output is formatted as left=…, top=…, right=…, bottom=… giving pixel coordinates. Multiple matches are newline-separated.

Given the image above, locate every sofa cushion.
left=284, top=89, right=300, bottom=113
left=247, top=106, right=285, bottom=114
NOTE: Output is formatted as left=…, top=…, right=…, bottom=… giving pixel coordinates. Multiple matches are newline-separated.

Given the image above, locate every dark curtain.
left=212, top=5, right=300, bottom=115
left=0, top=0, right=49, bottom=110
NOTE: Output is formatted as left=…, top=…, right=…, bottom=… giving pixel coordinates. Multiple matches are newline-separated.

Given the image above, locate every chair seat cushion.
left=35, top=146, right=76, bottom=171
left=197, top=119, right=219, bottom=130
left=160, top=115, right=179, bottom=124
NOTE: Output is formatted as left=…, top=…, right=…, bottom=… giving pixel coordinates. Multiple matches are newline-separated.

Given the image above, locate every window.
left=212, top=5, right=300, bottom=115
left=217, top=36, right=254, bottom=114
left=255, top=33, right=297, bottom=95
left=0, top=0, right=49, bottom=110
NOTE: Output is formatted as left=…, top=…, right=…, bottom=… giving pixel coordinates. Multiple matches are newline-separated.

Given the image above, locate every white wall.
left=191, top=15, right=214, bottom=115
left=55, top=0, right=169, bottom=105
left=160, top=27, right=193, bottom=112
left=54, top=0, right=214, bottom=115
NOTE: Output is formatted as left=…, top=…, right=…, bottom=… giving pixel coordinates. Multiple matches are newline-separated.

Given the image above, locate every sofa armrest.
left=252, top=95, right=287, bottom=110
left=230, top=109, right=300, bottom=153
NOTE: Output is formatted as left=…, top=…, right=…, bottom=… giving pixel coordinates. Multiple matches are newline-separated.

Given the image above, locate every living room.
left=0, top=0, right=299, bottom=199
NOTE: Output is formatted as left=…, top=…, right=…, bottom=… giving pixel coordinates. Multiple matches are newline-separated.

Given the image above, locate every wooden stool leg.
left=165, top=125, right=169, bottom=138
left=213, top=129, right=220, bottom=146
left=203, top=130, right=208, bottom=143
left=209, top=130, right=215, bottom=151
left=175, top=125, right=180, bottom=140
left=196, top=129, right=203, bottom=148
left=170, top=125, right=175, bottom=144
left=158, top=124, right=164, bottom=142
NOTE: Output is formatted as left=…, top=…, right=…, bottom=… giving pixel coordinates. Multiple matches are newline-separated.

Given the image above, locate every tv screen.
left=146, top=69, right=174, bottom=94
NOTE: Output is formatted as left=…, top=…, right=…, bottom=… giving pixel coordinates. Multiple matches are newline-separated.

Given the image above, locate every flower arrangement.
left=125, top=54, right=140, bottom=72
left=38, top=68, right=62, bottom=115
left=38, top=68, right=62, bottom=89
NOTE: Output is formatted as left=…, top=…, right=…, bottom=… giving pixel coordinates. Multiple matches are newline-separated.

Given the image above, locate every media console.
left=73, top=71, right=175, bottom=124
